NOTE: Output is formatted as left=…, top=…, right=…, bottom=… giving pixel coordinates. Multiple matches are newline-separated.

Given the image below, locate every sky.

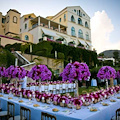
left=0, top=0, right=120, bottom=54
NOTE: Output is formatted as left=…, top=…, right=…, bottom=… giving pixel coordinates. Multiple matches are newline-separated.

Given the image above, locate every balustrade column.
left=58, top=24, right=60, bottom=32
left=48, top=21, right=50, bottom=29
left=38, top=16, right=40, bottom=26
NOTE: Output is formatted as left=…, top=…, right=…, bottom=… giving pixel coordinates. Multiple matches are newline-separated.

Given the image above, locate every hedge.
left=5, top=41, right=98, bottom=68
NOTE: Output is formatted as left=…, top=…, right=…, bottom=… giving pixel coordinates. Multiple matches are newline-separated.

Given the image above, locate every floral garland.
left=28, top=65, right=52, bottom=80
left=0, top=67, right=6, bottom=77
left=60, top=61, right=91, bottom=82
left=97, top=66, right=116, bottom=79
left=5, top=65, right=27, bottom=79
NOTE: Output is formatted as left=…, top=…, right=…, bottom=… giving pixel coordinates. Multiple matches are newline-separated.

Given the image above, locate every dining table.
left=0, top=93, right=120, bottom=120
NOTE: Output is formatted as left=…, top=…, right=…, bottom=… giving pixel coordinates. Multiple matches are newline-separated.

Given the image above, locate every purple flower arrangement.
left=0, top=67, right=6, bottom=77
left=116, top=70, right=120, bottom=78
left=28, top=65, right=52, bottom=81
left=5, top=65, right=27, bottom=79
left=97, top=66, right=116, bottom=79
left=61, top=61, right=91, bottom=82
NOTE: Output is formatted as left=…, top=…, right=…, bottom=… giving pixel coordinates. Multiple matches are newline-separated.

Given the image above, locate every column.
left=48, top=21, right=50, bottom=29
left=58, top=24, right=60, bottom=32
left=38, top=16, right=40, bottom=26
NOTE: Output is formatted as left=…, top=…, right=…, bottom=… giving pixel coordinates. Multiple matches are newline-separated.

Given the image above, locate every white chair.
left=44, top=85, right=49, bottom=93
left=73, top=83, right=76, bottom=92
left=59, top=84, right=63, bottom=93
left=62, top=84, right=66, bottom=93
left=41, top=85, right=45, bottom=93
left=56, top=84, right=60, bottom=94
left=68, top=83, right=72, bottom=92
left=49, top=85, right=53, bottom=93
left=53, top=85, right=56, bottom=94
left=65, top=84, right=68, bottom=93
left=71, top=83, right=74, bottom=92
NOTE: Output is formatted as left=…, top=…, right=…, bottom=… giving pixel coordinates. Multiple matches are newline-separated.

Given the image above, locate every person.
left=6, top=77, right=11, bottom=84
left=18, top=76, right=27, bottom=89
left=96, top=77, right=101, bottom=89
left=86, top=76, right=90, bottom=89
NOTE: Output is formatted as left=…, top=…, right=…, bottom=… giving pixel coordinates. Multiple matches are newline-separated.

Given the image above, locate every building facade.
left=0, top=6, right=92, bottom=49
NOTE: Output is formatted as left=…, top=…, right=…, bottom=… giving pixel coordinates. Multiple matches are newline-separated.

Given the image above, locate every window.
left=59, top=18, right=61, bottom=22
left=85, top=22, right=89, bottom=28
left=77, top=10, right=79, bottom=15
left=2, top=18, right=5, bottom=23
left=83, top=14, right=85, bottom=16
left=78, top=18, right=82, bottom=25
left=78, top=29, right=83, bottom=38
left=20, top=29, right=21, bottom=32
left=79, top=10, right=80, bottom=16
left=25, top=35, right=29, bottom=40
left=25, top=24, right=27, bottom=29
left=74, top=9, right=76, bottom=12
left=13, top=16, right=17, bottom=23
left=28, top=16, right=31, bottom=18
left=86, top=32, right=89, bottom=40
left=64, top=14, right=66, bottom=20
left=7, top=16, right=9, bottom=23
left=71, top=15, right=75, bottom=22
left=71, top=27, right=75, bottom=36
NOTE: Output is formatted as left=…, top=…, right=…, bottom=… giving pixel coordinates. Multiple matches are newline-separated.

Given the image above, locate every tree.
left=113, top=50, right=119, bottom=65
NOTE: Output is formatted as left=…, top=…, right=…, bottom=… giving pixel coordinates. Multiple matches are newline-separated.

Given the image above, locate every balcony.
left=30, top=16, right=67, bottom=34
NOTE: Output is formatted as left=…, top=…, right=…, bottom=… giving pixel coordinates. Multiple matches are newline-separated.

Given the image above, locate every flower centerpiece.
left=0, top=67, right=6, bottom=84
left=73, top=98, right=82, bottom=110
left=5, top=65, right=27, bottom=88
left=97, top=66, right=116, bottom=88
left=60, top=61, right=91, bottom=97
left=28, top=65, right=52, bottom=92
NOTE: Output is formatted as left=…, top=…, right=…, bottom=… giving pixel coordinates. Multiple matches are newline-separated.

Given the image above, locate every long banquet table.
left=0, top=94, right=120, bottom=120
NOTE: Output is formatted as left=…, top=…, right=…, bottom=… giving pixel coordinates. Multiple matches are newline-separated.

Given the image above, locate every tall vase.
left=15, top=78, right=18, bottom=89
left=0, top=77, right=2, bottom=85
left=105, top=79, right=108, bottom=89
left=110, top=78, right=113, bottom=87
left=74, top=80, right=79, bottom=98
left=39, top=78, right=41, bottom=93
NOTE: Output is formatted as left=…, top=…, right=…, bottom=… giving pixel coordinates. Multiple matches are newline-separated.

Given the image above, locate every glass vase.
left=74, top=80, right=79, bottom=98
left=105, top=79, right=108, bottom=89
left=39, top=78, right=41, bottom=93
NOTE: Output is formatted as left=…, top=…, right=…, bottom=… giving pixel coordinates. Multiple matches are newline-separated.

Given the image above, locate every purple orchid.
left=97, top=66, right=116, bottom=79
left=60, top=61, right=91, bottom=82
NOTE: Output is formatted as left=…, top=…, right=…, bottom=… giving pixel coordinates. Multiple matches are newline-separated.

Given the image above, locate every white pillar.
left=30, top=44, right=32, bottom=53
left=15, top=58, right=18, bottom=66
left=48, top=21, right=50, bottom=29
left=58, top=25, right=60, bottom=32
left=55, top=51, right=57, bottom=59
left=70, top=59, right=72, bottom=63
left=38, top=17, right=40, bottom=26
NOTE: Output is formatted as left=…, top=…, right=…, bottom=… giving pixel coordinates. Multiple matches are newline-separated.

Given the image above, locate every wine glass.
left=72, top=102, right=76, bottom=113
left=49, top=98, right=53, bottom=108
left=19, top=92, right=22, bottom=100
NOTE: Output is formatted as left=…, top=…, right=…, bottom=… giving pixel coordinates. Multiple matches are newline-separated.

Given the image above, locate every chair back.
left=20, top=106, right=31, bottom=120
left=7, top=101, right=15, bottom=119
left=116, top=108, right=120, bottom=120
left=41, top=112, right=56, bottom=120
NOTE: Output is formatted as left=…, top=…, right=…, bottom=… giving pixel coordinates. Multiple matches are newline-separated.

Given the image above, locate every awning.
left=56, top=33, right=68, bottom=38
left=86, top=41, right=92, bottom=46
left=42, top=28, right=57, bottom=37
left=79, top=40, right=87, bottom=46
